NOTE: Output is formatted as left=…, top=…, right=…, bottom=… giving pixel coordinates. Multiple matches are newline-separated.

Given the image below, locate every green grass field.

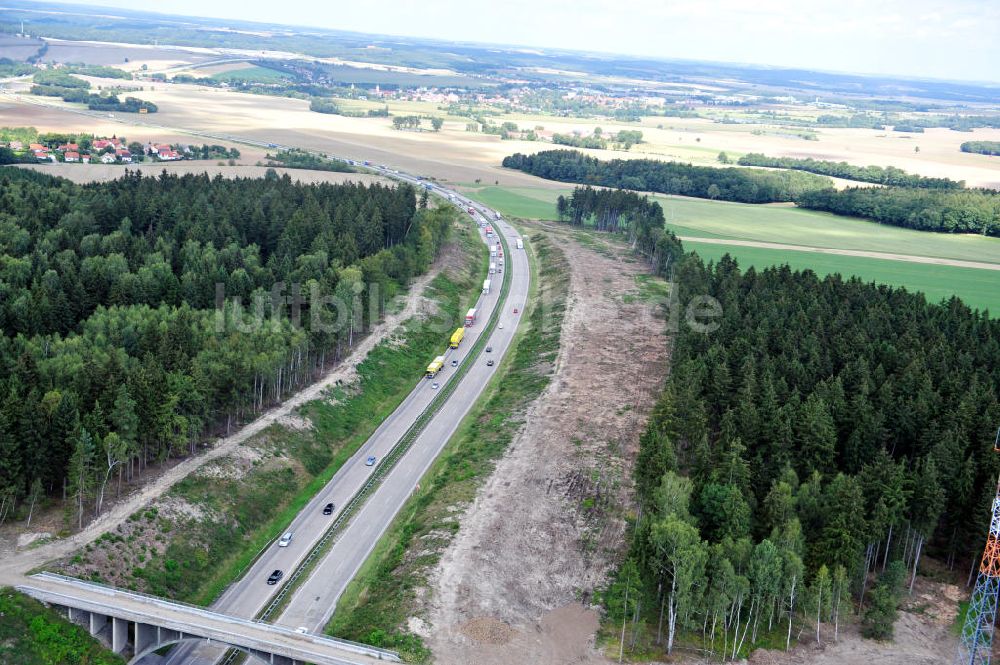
left=209, top=65, right=289, bottom=83
left=466, top=185, right=1000, bottom=314
left=464, top=185, right=566, bottom=219
left=468, top=186, right=1000, bottom=264
left=685, top=240, right=999, bottom=314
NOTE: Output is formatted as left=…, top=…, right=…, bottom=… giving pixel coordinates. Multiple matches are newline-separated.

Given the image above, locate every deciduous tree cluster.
left=797, top=186, right=1000, bottom=236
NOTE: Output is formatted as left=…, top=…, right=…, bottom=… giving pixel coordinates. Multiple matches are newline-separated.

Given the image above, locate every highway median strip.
left=218, top=206, right=512, bottom=664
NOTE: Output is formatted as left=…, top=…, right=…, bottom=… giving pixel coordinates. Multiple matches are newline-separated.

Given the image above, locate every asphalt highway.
left=161, top=169, right=528, bottom=664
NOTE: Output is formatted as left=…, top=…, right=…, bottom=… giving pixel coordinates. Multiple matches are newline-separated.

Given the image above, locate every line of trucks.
left=424, top=205, right=523, bottom=379
left=425, top=309, right=480, bottom=378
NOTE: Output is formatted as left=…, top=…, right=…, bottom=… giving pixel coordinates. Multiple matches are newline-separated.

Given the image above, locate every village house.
left=80, top=154, right=91, bottom=163
left=63, top=151, right=80, bottom=163
left=93, top=138, right=123, bottom=151
left=57, top=143, right=79, bottom=152
left=116, top=148, right=133, bottom=163
left=8, top=141, right=23, bottom=151
left=100, top=153, right=117, bottom=164
left=157, top=148, right=181, bottom=161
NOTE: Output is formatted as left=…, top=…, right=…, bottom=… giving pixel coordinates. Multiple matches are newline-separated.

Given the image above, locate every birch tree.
left=649, top=514, right=707, bottom=655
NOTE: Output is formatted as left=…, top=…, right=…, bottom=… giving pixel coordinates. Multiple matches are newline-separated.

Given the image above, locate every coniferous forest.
left=614, top=253, right=1000, bottom=656
left=550, top=187, right=1000, bottom=655
left=0, top=167, right=453, bottom=525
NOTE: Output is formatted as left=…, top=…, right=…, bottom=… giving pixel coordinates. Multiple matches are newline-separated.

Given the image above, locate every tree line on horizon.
left=961, top=141, right=1000, bottom=157
left=503, top=149, right=830, bottom=204
left=505, top=149, right=1000, bottom=237
left=736, top=153, right=963, bottom=189
left=0, top=167, right=453, bottom=528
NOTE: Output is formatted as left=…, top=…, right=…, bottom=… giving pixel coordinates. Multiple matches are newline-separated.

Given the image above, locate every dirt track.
left=0, top=261, right=442, bottom=586
left=682, top=236, right=1000, bottom=270
left=424, top=224, right=669, bottom=664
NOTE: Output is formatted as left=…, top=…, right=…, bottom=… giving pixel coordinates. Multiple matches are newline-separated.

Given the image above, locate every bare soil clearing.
left=0, top=256, right=443, bottom=586
left=749, top=576, right=961, bottom=665
left=425, top=223, right=669, bottom=665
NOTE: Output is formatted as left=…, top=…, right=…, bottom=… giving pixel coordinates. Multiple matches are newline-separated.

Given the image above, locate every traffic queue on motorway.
left=252, top=159, right=525, bottom=593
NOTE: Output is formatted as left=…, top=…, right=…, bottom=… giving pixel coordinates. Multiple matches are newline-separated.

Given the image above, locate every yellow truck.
left=426, top=355, right=445, bottom=378
left=450, top=327, right=465, bottom=349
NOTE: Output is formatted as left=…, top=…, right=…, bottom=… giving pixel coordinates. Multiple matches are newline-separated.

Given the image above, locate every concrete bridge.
left=17, top=573, right=399, bottom=665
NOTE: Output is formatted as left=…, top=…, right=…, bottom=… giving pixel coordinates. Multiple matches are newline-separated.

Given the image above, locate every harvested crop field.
left=0, top=36, right=43, bottom=62
left=17, top=162, right=392, bottom=186
left=5, top=83, right=563, bottom=187
left=425, top=223, right=670, bottom=664
left=41, top=39, right=215, bottom=70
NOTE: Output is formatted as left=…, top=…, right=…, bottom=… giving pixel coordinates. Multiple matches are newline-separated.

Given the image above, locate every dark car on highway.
left=267, top=570, right=283, bottom=585
left=323, top=502, right=335, bottom=515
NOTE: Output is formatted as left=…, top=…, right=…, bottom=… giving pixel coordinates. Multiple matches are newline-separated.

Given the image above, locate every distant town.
left=0, top=130, right=241, bottom=164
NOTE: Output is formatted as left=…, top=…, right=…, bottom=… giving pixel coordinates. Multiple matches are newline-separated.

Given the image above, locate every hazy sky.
left=51, top=0, right=999, bottom=82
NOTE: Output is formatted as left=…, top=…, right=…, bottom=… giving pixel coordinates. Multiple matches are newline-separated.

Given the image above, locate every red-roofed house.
left=29, top=143, right=44, bottom=151
left=9, top=141, right=23, bottom=151
left=157, top=148, right=181, bottom=161
left=81, top=154, right=92, bottom=163
left=92, top=139, right=122, bottom=151
left=57, top=143, right=79, bottom=152
left=116, top=149, right=133, bottom=163
left=64, top=151, right=80, bottom=162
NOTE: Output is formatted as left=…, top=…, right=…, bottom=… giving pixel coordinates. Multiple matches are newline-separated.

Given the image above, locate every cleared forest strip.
left=325, top=229, right=569, bottom=661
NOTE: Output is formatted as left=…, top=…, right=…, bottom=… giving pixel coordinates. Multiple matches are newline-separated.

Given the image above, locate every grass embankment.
left=0, top=588, right=124, bottom=665
left=57, top=219, right=487, bottom=606
left=470, top=185, right=1000, bottom=315
left=326, top=230, right=570, bottom=662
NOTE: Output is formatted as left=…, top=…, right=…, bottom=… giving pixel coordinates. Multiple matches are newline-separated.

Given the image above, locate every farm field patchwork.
left=467, top=185, right=1000, bottom=314
left=469, top=185, right=1000, bottom=266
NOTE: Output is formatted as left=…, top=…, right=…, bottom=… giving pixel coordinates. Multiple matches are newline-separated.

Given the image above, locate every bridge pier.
left=134, top=622, right=156, bottom=654
left=89, top=611, right=107, bottom=637
left=67, top=605, right=87, bottom=626
left=249, top=650, right=298, bottom=665
left=112, top=617, right=129, bottom=653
